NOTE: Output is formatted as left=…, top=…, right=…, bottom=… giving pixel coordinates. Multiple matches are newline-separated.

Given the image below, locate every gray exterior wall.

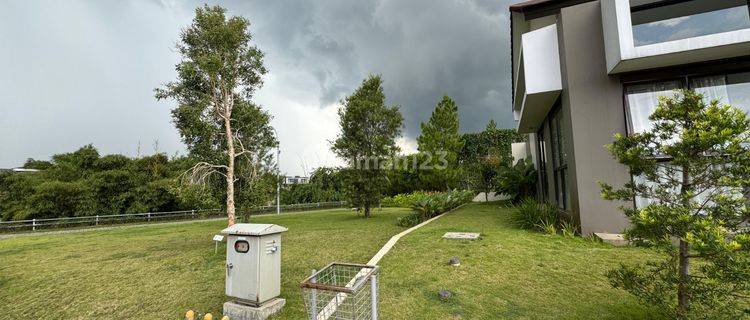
left=557, top=1, right=631, bottom=235
left=514, top=0, right=750, bottom=235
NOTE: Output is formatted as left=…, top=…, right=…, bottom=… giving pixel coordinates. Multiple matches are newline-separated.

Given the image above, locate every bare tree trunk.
left=677, top=165, right=691, bottom=316
left=224, top=102, right=236, bottom=226
left=678, top=239, right=690, bottom=316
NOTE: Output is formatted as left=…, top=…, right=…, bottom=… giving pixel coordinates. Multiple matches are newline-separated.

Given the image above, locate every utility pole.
left=276, top=144, right=281, bottom=215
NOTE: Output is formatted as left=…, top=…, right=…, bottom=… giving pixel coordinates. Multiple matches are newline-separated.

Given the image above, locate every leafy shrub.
left=512, top=198, right=558, bottom=231
left=395, top=189, right=474, bottom=227
left=559, top=220, right=577, bottom=237
left=511, top=198, right=579, bottom=237
left=495, top=159, right=536, bottom=203
left=381, top=191, right=429, bottom=207
left=396, top=213, right=421, bottom=227
left=538, top=220, right=557, bottom=235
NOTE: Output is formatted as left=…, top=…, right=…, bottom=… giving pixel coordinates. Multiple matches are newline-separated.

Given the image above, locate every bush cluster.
left=0, top=145, right=278, bottom=220
left=281, top=168, right=344, bottom=205
left=495, top=159, right=536, bottom=203
left=396, top=190, right=474, bottom=227
left=511, top=198, right=576, bottom=236
left=381, top=191, right=431, bottom=208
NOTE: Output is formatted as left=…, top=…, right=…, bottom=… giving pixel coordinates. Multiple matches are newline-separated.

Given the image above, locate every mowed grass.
left=0, top=208, right=410, bottom=319
left=378, top=202, right=663, bottom=319
left=1, top=203, right=664, bottom=319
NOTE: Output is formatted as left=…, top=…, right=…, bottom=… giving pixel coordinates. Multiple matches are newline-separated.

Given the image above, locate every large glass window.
left=549, top=107, right=569, bottom=210
left=632, top=164, right=724, bottom=210
left=630, top=0, right=750, bottom=46
left=624, top=70, right=750, bottom=209
left=625, top=71, right=750, bottom=135
left=625, top=80, right=681, bottom=134
left=691, top=72, right=750, bottom=114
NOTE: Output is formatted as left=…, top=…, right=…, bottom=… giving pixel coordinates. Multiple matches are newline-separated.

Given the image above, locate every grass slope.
left=1, top=203, right=663, bottom=319
left=0, top=208, right=409, bottom=319
left=378, top=202, right=662, bottom=319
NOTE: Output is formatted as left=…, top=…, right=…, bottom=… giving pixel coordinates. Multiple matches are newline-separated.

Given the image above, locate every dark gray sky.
left=0, top=0, right=515, bottom=175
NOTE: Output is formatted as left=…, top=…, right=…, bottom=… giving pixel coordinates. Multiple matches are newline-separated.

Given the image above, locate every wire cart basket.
left=300, top=262, right=379, bottom=320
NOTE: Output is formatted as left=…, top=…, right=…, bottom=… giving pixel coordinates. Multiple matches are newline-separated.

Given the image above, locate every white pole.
left=32, top=218, right=36, bottom=231
left=276, top=145, right=281, bottom=215
left=310, top=269, right=318, bottom=320
left=371, top=274, right=378, bottom=320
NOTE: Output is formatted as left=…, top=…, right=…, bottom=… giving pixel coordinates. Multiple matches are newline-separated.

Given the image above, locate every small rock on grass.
left=449, top=256, right=460, bottom=266
left=439, top=290, right=452, bottom=301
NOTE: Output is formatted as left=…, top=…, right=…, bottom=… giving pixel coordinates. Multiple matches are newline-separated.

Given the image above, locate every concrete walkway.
left=367, top=204, right=465, bottom=265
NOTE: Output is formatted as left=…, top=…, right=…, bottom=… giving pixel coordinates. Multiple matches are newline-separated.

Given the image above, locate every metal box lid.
left=220, top=223, right=288, bottom=236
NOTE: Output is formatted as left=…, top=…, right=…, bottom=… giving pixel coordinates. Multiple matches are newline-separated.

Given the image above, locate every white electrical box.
left=220, top=223, right=288, bottom=306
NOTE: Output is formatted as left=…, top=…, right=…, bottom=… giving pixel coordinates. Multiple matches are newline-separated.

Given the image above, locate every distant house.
left=0, top=168, right=40, bottom=173
left=284, top=175, right=309, bottom=185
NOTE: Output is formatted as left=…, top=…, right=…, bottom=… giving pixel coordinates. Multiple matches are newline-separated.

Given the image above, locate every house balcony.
left=513, top=24, right=562, bottom=134
left=602, top=0, right=750, bottom=74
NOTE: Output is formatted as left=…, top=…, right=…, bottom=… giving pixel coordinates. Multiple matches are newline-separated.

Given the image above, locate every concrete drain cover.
left=442, top=232, right=480, bottom=240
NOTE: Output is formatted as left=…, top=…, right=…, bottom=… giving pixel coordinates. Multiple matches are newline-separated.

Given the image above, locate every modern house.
left=0, top=168, right=39, bottom=173
left=284, top=175, right=310, bottom=185
left=510, top=0, right=750, bottom=235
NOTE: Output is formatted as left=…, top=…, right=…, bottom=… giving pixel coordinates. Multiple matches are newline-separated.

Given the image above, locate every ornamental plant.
left=600, top=89, right=750, bottom=319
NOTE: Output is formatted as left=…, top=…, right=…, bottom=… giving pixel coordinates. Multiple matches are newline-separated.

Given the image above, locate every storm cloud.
left=0, top=0, right=516, bottom=175
left=232, top=0, right=516, bottom=136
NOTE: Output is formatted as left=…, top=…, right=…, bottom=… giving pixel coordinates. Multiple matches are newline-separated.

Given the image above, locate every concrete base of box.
left=223, top=298, right=285, bottom=320
left=594, top=233, right=629, bottom=247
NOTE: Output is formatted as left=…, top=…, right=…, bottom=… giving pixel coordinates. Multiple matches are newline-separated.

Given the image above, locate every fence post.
left=192, top=209, right=195, bottom=218
left=371, top=274, right=378, bottom=320
left=310, top=269, right=318, bottom=320
left=95, top=215, right=99, bottom=226
left=32, top=218, right=36, bottom=231
left=147, top=212, right=151, bottom=222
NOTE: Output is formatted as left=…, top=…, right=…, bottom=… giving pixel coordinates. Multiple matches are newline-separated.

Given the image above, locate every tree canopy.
left=601, top=90, right=750, bottom=319
left=155, top=5, right=275, bottom=225
left=416, top=95, right=464, bottom=190
left=332, top=75, right=403, bottom=217
left=0, top=145, right=220, bottom=221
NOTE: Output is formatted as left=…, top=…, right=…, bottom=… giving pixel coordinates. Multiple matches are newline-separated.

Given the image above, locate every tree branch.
left=181, top=161, right=228, bottom=185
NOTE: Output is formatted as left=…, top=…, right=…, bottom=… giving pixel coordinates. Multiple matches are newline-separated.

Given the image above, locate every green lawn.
left=0, top=203, right=661, bottom=319
left=0, top=208, right=410, bottom=319
left=378, top=202, right=661, bottom=319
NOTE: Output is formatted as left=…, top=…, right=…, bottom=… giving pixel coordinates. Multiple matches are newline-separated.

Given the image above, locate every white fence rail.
left=0, top=201, right=347, bottom=233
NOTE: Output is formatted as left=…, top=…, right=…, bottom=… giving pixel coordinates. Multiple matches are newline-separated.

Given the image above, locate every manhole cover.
left=442, top=232, right=480, bottom=240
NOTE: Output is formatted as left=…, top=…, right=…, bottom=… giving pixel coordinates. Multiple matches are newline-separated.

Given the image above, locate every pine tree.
left=332, top=75, right=403, bottom=217
left=416, top=95, right=464, bottom=190
left=601, top=90, right=750, bottom=319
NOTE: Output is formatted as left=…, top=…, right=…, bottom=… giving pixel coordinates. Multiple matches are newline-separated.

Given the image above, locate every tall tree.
left=459, top=121, right=524, bottom=200
left=332, top=75, right=403, bottom=217
left=486, top=119, right=497, bottom=131
left=416, top=95, right=464, bottom=190
left=601, top=90, right=750, bottom=319
left=155, top=5, right=275, bottom=226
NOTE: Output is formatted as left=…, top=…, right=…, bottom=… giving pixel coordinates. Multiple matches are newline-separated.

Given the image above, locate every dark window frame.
left=548, top=102, right=569, bottom=210
left=536, top=126, right=549, bottom=201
